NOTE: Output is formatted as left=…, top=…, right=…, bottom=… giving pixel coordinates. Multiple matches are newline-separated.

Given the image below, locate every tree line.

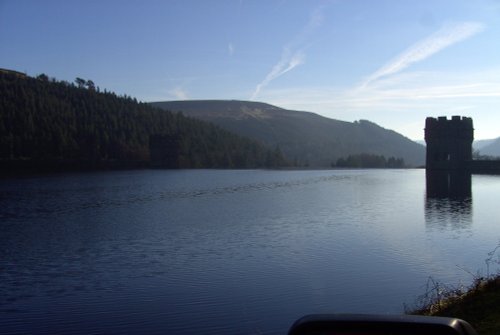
left=334, top=153, right=405, bottom=168
left=0, top=71, right=288, bottom=172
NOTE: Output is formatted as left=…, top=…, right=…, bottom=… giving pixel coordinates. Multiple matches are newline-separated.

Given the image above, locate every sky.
left=1, top=0, right=500, bottom=141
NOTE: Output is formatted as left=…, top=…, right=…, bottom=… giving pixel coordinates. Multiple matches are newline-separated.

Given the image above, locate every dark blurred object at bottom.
left=289, top=314, right=478, bottom=335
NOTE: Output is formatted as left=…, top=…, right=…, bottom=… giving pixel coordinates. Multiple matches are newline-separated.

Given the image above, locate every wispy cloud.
left=260, top=70, right=500, bottom=111
left=228, top=43, right=234, bottom=56
left=251, top=49, right=305, bottom=100
left=251, top=4, right=327, bottom=100
left=168, top=87, right=189, bottom=100
left=361, top=22, right=485, bottom=88
left=254, top=67, right=500, bottom=139
left=249, top=20, right=493, bottom=139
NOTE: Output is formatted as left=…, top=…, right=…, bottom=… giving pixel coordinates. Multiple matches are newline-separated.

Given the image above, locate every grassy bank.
left=410, top=275, right=500, bottom=335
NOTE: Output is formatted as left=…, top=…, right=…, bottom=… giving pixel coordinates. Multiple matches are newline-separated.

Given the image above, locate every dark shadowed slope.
left=150, top=100, right=425, bottom=167
left=0, top=72, right=288, bottom=172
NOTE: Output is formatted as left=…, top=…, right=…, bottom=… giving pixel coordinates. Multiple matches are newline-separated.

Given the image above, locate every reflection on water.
left=425, top=197, right=472, bottom=231
left=2, top=169, right=500, bottom=335
left=426, top=171, right=471, bottom=199
left=425, top=171, right=472, bottom=231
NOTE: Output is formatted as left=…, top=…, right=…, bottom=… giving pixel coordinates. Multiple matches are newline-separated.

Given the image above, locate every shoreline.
left=410, top=274, right=500, bottom=335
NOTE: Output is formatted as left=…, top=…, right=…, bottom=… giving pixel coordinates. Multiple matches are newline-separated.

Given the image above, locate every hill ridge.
left=150, top=100, right=425, bottom=167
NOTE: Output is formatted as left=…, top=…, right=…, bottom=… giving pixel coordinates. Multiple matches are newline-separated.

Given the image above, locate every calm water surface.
left=1, top=169, right=499, bottom=334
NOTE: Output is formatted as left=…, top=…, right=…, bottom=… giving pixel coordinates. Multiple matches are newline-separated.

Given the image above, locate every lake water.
left=1, top=169, right=499, bottom=334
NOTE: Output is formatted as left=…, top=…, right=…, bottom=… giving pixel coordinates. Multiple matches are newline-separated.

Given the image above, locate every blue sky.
left=1, top=0, right=500, bottom=140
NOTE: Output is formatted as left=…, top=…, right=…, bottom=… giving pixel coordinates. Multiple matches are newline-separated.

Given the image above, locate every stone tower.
left=425, top=116, right=473, bottom=170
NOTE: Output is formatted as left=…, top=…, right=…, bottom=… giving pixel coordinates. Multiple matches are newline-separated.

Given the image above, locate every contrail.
left=361, top=22, right=485, bottom=88
left=251, top=49, right=305, bottom=100
left=251, top=4, right=326, bottom=100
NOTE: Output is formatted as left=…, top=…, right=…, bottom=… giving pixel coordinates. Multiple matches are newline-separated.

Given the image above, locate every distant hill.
left=478, top=137, right=500, bottom=157
left=150, top=100, right=426, bottom=167
left=474, top=139, right=496, bottom=151
left=424, top=138, right=500, bottom=156
left=0, top=71, right=288, bottom=173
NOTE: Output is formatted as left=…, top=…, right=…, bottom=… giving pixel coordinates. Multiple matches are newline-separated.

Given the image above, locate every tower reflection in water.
left=425, top=171, right=472, bottom=231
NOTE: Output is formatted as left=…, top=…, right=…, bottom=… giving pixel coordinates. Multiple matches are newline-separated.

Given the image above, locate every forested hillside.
left=0, top=71, right=288, bottom=172
left=151, top=100, right=426, bottom=167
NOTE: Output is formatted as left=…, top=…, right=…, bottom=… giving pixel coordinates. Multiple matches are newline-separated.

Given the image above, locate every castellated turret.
left=425, top=116, right=473, bottom=170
